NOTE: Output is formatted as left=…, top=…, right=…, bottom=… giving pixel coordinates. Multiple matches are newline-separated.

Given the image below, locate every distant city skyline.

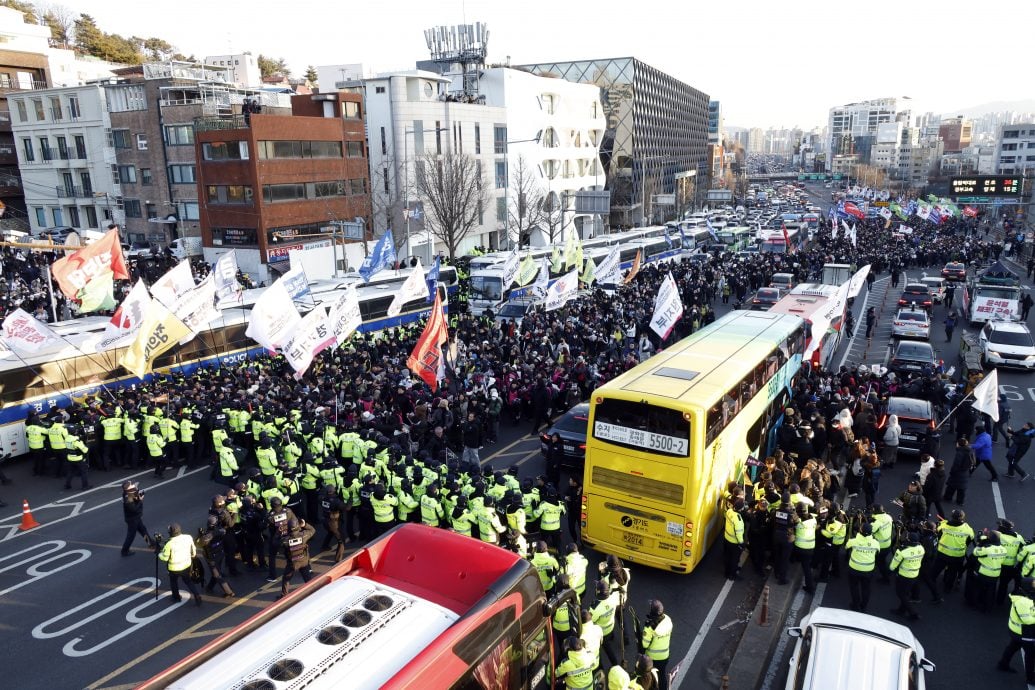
left=70, top=0, right=1029, bottom=129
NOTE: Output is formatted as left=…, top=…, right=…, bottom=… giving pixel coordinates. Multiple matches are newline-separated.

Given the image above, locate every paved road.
left=1, top=195, right=1031, bottom=689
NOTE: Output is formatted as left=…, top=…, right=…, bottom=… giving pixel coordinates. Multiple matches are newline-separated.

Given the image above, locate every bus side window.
left=754, top=362, right=765, bottom=393
left=707, top=404, right=724, bottom=445
left=766, top=353, right=779, bottom=380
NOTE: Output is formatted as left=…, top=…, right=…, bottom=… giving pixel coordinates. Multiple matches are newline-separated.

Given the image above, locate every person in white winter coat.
left=881, top=414, right=901, bottom=469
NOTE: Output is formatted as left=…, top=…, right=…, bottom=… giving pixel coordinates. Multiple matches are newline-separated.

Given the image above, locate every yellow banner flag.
left=564, top=231, right=577, bottom=269
left=122, top=301, right=191, bottom=379
left=623, top=250, right=641, bottom=284
left=551, top=245, right=563, bottom=274
left=580, top=256, right=596, bottom=285
left=516, top=253, right=538, bottom=286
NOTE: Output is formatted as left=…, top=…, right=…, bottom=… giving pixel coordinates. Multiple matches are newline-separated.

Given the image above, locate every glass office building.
left=519, top=57, right=709, bottom=227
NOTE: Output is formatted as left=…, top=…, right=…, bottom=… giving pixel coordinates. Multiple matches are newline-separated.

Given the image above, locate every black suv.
left=880, top=397, right=941, bottom=456
left=539, top=403, right=590, bottom=469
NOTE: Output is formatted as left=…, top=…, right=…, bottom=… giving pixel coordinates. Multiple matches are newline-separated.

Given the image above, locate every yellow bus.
left=582, top=310, right=806, bottom=573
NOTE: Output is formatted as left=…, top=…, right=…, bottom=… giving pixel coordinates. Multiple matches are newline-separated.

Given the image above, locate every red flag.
left=50, top=229, right=129, bottom=299
left=781, top=222, right=794, bottom=254
left=963, top=205, right=978, bottom=218
left=407, top=291, right=449, bottom=391
left=843, top=202, right=866, bottom=220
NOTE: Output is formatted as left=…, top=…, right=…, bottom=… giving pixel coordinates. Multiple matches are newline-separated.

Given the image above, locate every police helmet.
left=998, top=518, right=1016, bottom=532
left=860, top=523, right=873, bottom=536
left=907, top=532, right=921, bottom=545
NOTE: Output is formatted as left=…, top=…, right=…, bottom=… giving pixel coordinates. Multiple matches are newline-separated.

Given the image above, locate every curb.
left=723, top=568, right=803, bottom=690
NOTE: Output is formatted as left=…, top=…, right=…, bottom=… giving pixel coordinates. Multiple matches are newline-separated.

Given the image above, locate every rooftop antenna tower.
left=423, top=22, right=489, bottom=99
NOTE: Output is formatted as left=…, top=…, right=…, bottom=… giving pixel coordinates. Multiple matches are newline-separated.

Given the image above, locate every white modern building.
left=204, top=53, right=260, bottom=87
left=10, top=84, right=123, bottom=234
left=995, top=123, right=1035, bottom=176
left=316, top=63, right=367, bottom=91
left=479, top=67, right=605, bottom=244
left=0, top=7, right=121, bottom=85
left=827, top=97, right=912, bottom=171
left=355, top=66, right=604, bottom=258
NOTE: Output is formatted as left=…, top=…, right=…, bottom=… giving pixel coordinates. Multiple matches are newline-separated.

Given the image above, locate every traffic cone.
left=19, top=499, right=40, bottom=530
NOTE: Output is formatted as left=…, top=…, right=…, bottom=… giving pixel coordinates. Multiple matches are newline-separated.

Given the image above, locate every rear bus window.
left=593, top=399, right=690, bottom=457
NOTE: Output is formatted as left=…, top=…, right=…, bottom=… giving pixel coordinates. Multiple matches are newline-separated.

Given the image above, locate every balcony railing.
left=55, top=185, right=91, bottom=199
left=0, top=79, right=48, bottom=92
left=194, top=114, right=247, bottom=132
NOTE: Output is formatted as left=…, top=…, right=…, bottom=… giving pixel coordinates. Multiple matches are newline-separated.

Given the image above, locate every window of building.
left=412, top=121, right=424, bottom=154
left=136, top=134, right=148, bottom=151
left=382, top=167, right=389, bottom=194
left=0, top=74, right=9, bottom=89
left=312, top=180, right=345, bottom=198
left=375, top=86, right=385, bottom=94
left=123, top=199, right=142, bottom=217
left=146, top=203, right=158, bottom=220
left=34, top=207, right=44, bottom=226
left=542, top=127, right=558, bottom=148
left=165, top=124, right=194, bottom=146
left=435, top=120, right=442, bottom=154
left=52, top=208, right=63, bottom=225
left=494, top=125, right=507, bottom=154
left=15, top=99, right=26, bottom=122
left=256, top=140, right=341, bottom=159
left=203, top=141, right=249, bottom=160
left=496, top=196, right=506, bottom=222
left=380, top=127, right=387, bottom=156
left=38, top=137, right=51, bottom=161
left=206, top=185, right=253, bottom=204
left=141, top=168, right=152, bottom=185
left=67, top=206, right=80, bottom=227
left=80, top=172, right=92, bottom=195
left=74, top=135, right=86, bottom=159
left=21, top=137, right=33, bottom=162
left=117, top=164, right=137, bottom=183
left=262, top=183, right=306, bottom=203
left=495, top=161, right=507, bottom=188
left=32, top=99, right=44, bottom=121
left=346, top=141, right=364, bottom=158
left=178, top=201, right=200, bottom=220
left=111, top=129, right=131, bottom=149
left=50, top=97, right=62, bottom=120
left=343, top=101, right=361, bottom=119
left=56, top=136, right=68, bottom=159
left=474, top=123, right=481, bottom=154
left=68, top=95, right=80, bottom=119
left=348, top=178, right=366, bottom=195
left=84, top=205, right=98, bottom=228
left=167, top=164, right=196, bottom=184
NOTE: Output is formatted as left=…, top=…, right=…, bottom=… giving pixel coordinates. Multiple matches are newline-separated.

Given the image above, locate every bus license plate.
left=616, top=530, right=653, bottom=550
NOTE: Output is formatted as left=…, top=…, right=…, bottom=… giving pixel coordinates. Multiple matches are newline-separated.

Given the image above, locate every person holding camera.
left=120, top=481, right=151, bottom=557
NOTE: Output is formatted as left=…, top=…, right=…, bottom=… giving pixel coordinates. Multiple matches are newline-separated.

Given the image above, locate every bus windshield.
left=470, top=275, right=503, bottom=301
left=593, top=398, right=690, bottom=457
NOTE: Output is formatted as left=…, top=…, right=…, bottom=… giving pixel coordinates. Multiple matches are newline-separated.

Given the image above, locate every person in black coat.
left=943, top=438, right=973, bottom=506
left=922, top=458, right=947, bottom=518
left=120, top=481, right=151, bottom=556
left=529, top=378, right=552, bottom=436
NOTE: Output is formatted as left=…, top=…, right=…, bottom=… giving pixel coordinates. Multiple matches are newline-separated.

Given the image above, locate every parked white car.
left=980, top=320, right=1035, bottom=370
left=891, top=308, right=930, bottom=340
left=785, top=607, right=935, bottom=690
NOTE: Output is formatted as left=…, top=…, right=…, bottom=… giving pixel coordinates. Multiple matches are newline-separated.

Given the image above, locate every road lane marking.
left=808, top=582, right=827, bottom=614
left=759, top=588, right=807, bottom=690
left=671, top=578, right=734, bottom=688
left=514, top=449, right=543, bottom=467
left=0, top=467, right=208, bottom=543
left=85, top=579, right=283, bottom=689
left=992, top=481, right=1006, bottom=519
left=0, top=539, right=92, bottom=596
left=479, top=437, right=526, bottom=466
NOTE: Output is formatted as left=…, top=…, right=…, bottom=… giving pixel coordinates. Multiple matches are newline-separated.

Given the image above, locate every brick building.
left=194, top=91, right=371, bottom=283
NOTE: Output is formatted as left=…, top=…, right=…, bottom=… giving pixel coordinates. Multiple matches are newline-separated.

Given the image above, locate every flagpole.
left=2, top=346, right=78, bottom=407
left=934, top=393, right=973, bottom=432
left=44, top=264, right=59, bottom=324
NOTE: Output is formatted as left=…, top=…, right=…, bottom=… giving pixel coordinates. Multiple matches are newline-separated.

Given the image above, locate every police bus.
left=138, top=524, right=576, bottom=690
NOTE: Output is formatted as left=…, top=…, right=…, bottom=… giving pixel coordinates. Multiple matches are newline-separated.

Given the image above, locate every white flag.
left=282, top=266, right=311, bottom=300
left=841, top=219, right=851, bottom=235
left=387, top=259, right=429, bottom=318
left=971, top=369, right=999, bottom=422
left=283, top=306, right=334, bottom=377
left=831, top=223, right=838, bottom=240
left=96, top=279, right=151, bottom=352
left=500, top=249, right=520, bottom=290
left=849, top=224, right=857, bottom=247
left=879, top=208, right=893, bottom=220
left=846, top=264, right=871, bottom=299
left=1, top=308, right=60, bottom=352
left=530, top=258, right=550, bottom=300
left=172, top=274, right=219, bottom=344
left=245, top=279, right=302, bottom=353
left=150, top=260, right=195, bottom=307
left=328, top=285, right=362, bottom=345
left=898, top=224, right=913, bottom=235
left=596, top=244, right=621, bottom=285
left=649, top=273, right=684, bottom=340
left=545, top=269, right=578, bottom=311
left=213, top=251, right=242, bottom=302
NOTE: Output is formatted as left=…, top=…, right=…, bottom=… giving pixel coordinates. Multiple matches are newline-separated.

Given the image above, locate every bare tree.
left=367, top=161, right=409, bottom=256
left=414, top=151, right=490, bottom=261
left=506, top=155, right=548, bottom=249
left=35, top=3, right=75, bottom=48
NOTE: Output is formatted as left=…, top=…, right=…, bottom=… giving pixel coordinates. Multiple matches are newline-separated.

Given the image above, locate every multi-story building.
left=519, top=57, right=710, bottom=226
left=995, top=123, right=1035, bottom=176
left=827, top=97, right=911, bottom=171
left=103, top=62, right=292, bottom=246
left=194, top=92, right=371, bottom=282
left=316, top=63, right=367, bottom=91
left=747, top=128, right=764, bottom=154
left=708, top=100, right=723, bottom=146
left=203, top=53, right=260, bottom=87
left=938, top=116, right=972, bottom=153
left=897, top=128, right=942, bottom=189
left=10, top=84, right=123, bottom=235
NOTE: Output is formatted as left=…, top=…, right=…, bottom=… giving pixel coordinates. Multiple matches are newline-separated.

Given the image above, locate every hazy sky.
left=71, top=0, right=1032, bottom=129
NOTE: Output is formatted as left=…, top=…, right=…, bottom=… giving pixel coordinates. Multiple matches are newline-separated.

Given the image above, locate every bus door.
left=764, top=389, right=790, bottom=457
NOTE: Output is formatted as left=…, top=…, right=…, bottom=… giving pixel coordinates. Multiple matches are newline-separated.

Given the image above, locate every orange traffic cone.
left=19, top=499, right=40, bottom=530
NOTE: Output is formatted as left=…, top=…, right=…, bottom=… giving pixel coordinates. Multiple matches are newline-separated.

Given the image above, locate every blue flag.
left=679, top=225, right=688, bottom=247
left=360, top=229, right=397, bottom=282
left=425, top=256, right=440, bottom=302
left=705, top=219, right=718, bottom=241
left=664, top=230, right=673, bottom=249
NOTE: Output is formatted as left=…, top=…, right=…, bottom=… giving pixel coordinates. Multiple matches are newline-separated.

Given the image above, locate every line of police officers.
left=723, top=476, right=1035, bottom=682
